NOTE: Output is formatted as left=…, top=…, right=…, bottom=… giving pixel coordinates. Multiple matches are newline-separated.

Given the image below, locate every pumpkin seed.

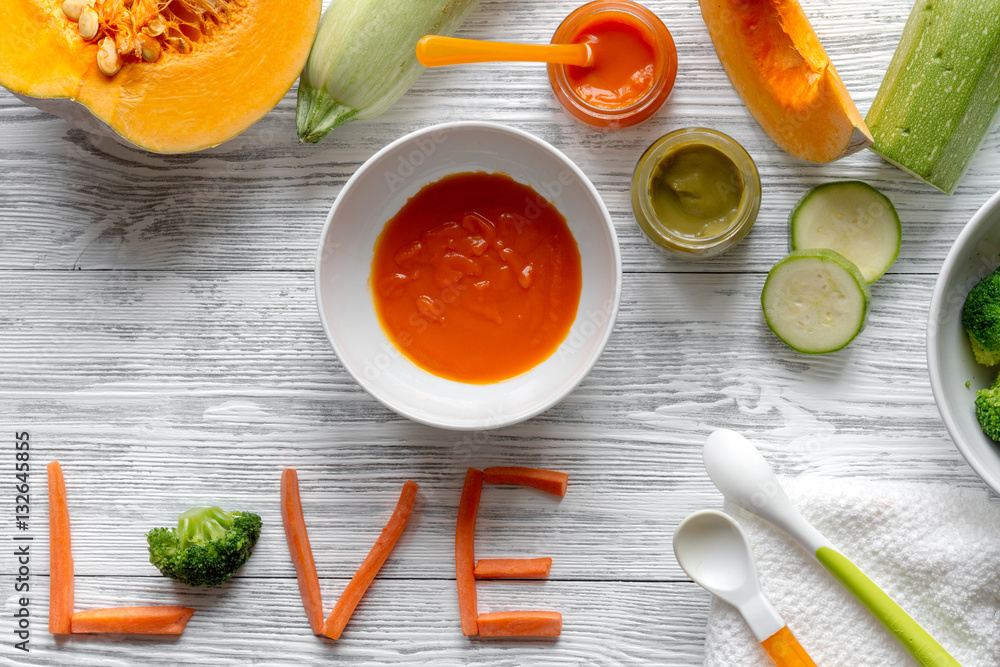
left=97, top=37, right=122, bottom=76
left=138, top=33, right=161, bottom=62
left=165, top=35, right=191, bottom=53
left=61, top=0, right=92, bottom=21
left=144, top=17, right=166, bottom=37
left=78, top=6, right=99, bottom=40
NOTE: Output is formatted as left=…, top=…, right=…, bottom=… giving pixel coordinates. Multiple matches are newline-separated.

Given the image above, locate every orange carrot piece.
left=474, top=557, right=552, bottom=579
left=455, top=468, right=483, bottom=636
left=322, top=480, right=419, bottom=640
left=483, top=467, right=568, bottom=497
left=477, top=611, right=562, bottom=637
left=280, top=469, right=325, bottom=635
left=70, top=606, right=195, bottom=635
left=47, top=461, right=73, bottom=635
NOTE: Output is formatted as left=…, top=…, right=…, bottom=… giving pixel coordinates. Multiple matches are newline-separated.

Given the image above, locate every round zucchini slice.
left=761, top=249, right=871, bottom=354
left=789, top=181, right=900, bottom=283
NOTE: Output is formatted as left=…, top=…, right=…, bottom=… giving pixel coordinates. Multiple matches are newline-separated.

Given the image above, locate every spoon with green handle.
left=702, top=429, right=961, bottom=667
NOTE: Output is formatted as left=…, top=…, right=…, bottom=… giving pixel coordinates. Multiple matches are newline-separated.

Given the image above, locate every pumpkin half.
left=699, top=0, right=872, bottom=163
left=0, top=0, right=320, bottom=152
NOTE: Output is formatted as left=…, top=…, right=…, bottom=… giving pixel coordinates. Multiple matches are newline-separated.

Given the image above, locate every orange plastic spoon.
left=416, top=35, right=593, bottom=68
left=673, top=510, right=817, bottom=667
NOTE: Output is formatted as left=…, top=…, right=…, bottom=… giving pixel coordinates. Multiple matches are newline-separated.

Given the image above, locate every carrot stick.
left=321, top=480, right=419, bottom=640
left=455, top=468, right=483, bottom=636
left=483, top=467, right=568, bottom=497
left=477, top=611, right=562, bottom=637
left=70, top=606, right=195, bottom=635
left=281, top=469, right=325, bottom=635
left=474, top=557, right=552, bottom=579
left=47, top=461, right=73, bottom=635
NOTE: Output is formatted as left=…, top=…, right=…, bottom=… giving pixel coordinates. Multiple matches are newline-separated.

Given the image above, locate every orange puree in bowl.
left=566, top=12, right=657, bottom=109
left=371, top=172, right=582, bottom=384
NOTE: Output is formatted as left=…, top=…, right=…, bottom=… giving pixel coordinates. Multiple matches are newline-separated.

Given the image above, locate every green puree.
left=648, top=144, right=743, bottom=238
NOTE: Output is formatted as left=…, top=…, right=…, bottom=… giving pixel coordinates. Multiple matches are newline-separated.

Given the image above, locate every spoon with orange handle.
left=416, top=35, right=593, bottom=68
left=703, top=429, right=961, bottom=667
left=673, top=510, right=816, bottom=667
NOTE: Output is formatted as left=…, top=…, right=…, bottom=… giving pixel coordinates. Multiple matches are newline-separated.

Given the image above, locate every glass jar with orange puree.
left=548, top=0, right=677, bottom=130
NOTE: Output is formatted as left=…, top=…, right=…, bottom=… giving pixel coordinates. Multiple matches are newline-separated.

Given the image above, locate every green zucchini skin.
left=761, top=249, right=871, bottom=354
left=297, top=0, right=482, bottom=143
left=788, top=181, right=901, bottom=284
left=866, top=0, right=1000, bottom=194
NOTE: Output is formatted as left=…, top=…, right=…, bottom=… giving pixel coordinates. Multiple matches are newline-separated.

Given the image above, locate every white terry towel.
left=702, top=478, right=1000, bottom=667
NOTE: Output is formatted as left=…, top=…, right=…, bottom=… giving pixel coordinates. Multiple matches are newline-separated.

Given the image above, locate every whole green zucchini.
left=866, top=0, right=1000, bottom=194
left=296, top=0, right=482, bottom=143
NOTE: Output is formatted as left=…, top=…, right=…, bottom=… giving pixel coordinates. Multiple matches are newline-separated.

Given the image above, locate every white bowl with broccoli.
left=928, top=189, right=1000, bottom=494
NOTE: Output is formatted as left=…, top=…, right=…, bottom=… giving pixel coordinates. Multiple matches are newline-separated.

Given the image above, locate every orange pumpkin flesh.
left=699, top=0, right=872, bottom=163
left=0, top=0, right=320, bottom=153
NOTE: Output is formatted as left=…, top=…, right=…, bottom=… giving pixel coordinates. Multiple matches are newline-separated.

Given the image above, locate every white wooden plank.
left=0, top=270, right=964, bottom=448
left=1, top=0, right=996, bottom=663
left=0, top=0, right=995, bottom=274
left=0, top=579, right=710, bottom=666
left=0, top=271, right=982, bottom=585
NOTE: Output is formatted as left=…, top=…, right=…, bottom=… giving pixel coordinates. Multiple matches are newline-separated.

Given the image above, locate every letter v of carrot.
left=280, top=469, right=419, bottom=640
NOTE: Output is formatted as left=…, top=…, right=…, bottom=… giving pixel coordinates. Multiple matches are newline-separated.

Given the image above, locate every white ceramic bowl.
left=928, top=189, right=1000, bottom=493
left=316, top=122, right=622, bottom=430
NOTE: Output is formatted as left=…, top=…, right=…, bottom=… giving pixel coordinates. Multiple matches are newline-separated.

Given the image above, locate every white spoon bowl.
left=673, top=509, right=783, bottom=641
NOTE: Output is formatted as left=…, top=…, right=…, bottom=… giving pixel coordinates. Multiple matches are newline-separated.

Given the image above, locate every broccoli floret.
left=975, top=374, right=1000, bottom=441
left=147, top=506, right=262, bottom=587
left=963, top=268, right=1000, bottom=366
left=971, top=338, right=1000, bottom=367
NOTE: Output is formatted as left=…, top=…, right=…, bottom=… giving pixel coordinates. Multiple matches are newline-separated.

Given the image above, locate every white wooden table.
left=2, top=0, right=998, bottom=664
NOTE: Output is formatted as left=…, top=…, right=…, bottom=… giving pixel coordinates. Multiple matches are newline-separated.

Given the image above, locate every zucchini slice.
left=790, top=181, right=900, bottom=283
left=761, top=249, right=871, bottom=354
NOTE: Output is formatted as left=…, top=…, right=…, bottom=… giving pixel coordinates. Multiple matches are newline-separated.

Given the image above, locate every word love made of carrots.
left=282, top=466, right=568, bottom=639
left=47, top=462, right=567, bottom=641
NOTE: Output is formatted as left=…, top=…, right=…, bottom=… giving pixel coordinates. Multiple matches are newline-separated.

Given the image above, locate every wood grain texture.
left=1, top=0, right=998, bottom=663
left=8, top=579, right=710, bottom=666
left=0, top=1, right=995, bottom=275
left=0, top=272, right=983, bottom=618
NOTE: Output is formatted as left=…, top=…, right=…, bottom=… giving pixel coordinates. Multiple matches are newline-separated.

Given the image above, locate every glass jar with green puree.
left=631, top=128, right=760, bottom=259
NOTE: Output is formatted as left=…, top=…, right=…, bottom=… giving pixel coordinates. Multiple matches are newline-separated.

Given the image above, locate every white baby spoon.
left=673, top=509, right=816, bottom=667
left=702, top=428, right=960, bottom=667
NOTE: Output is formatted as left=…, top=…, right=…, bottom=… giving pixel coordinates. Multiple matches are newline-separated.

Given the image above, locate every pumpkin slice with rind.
left=0, top=0, right=320, bottom=153
left=699, top=0, right=872, bottom=163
